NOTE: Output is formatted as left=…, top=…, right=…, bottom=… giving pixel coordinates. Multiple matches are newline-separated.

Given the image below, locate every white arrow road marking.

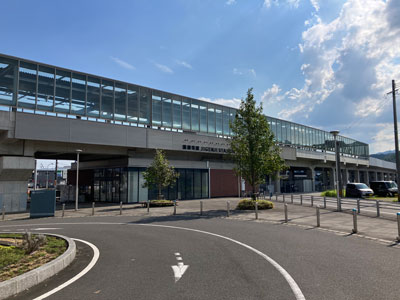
left=172, top=264, right=189, bottom=283
left=172, top=253, right=189, bottom=282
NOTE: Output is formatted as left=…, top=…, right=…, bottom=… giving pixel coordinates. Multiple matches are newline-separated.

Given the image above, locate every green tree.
left=230, top=88, right=286, bottom=199
left=142, top=149, right=179, bottom=200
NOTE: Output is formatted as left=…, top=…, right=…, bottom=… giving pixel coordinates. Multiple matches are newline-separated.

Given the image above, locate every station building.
left=0, top=53, right=396, bottom=210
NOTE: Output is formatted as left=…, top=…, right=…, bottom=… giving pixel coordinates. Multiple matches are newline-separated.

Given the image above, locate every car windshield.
left=386, top=182, right=398, bottom=188
left=355, top=183, right=369, bottom=189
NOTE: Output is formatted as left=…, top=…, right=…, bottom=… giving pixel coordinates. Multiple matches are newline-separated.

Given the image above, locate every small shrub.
left=149, top=200, right=175, bottom=207
left=21, top=232, right=46, bottom=254
left=236, top=199, right=274, bottom=210
left=321, top=190, right=346, bottom=197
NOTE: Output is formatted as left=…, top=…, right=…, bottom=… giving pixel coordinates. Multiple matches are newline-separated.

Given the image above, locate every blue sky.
left=1, top=0, right=400, bottom=167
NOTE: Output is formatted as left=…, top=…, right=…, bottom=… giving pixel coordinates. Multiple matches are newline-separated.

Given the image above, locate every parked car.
left=369, top=181, right=398, bottom=197
left=345, top=183, right=374, bottom=198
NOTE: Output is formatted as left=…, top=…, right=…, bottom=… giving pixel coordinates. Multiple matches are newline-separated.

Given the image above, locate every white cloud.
left=152, top=61, right=173, bottom=74
left=261, top=84, right=284, bottom=104
left=226, top=0, right=236, bottom=5
left=233, top=67, right=257, bottom=77
left=263, top=0, right=400, bottom=152
left=263, top=0, right=300, bottom=9
left=110, top=56, right=135, bottom=70
left=175, top=59, right=193, bottom=69
left=370, top=123, right=396, bottom=153
left=199, top=97, right=241, bottom=108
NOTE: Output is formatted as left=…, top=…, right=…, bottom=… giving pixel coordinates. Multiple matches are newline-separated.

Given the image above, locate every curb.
left=0, top=233, right=76, bottom=300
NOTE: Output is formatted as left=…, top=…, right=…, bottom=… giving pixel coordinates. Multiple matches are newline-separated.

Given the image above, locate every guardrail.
left=263, top=193, right=400, bottom=219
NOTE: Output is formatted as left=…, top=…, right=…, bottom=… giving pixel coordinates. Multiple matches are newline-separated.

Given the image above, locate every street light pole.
left=330, top=130, right=341, bottom=212
left=391, top=80, right=400, bottom=202
left=75, top=149, right=82, bottom=211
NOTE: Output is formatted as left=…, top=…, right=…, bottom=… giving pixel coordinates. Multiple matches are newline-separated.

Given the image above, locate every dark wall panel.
left=210, top=169, right=238, bottom=197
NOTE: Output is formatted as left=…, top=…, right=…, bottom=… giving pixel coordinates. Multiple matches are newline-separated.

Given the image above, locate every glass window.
left=201, top=170, right=208, bottom=198
left=200, top=103, right=207, bottom=132
left=162, top=94, right=172, bottom=127
left=18, top=61, right=37, bottom=109
left=191, top=100, right=199, bottom=131
left=281, top=121, right=287, bottom=143
left=152, top=92, right=162, bottom=126
left=37, top=65, right=55, bottom=111
left=0, top=57, right=17, bottom=106
left=127, top=84, right=138, bottom=122
left=208, top=105, right=215, bottom=134
left=276, top=120, right=281, bottom=142
left=271, top=120, right=276, bottom=139
left=216, top=107, right=222, bottom=134
left=194, top=170, right=202, bottom=199
left=182, top=99, right=191, bottom=130
left=185, top=169, right=194, bottom=199
left=87, top=76, right=100, bottom=117
left=290, top=124, right=295, bottom=145
left=55, top=69, right=71, bottom=113
left=139, top=88, right=150, bottom=125
left=71, top=73, right=86, bottom=115
left=101, top=80, right=114, bottom=119
left=229, top=109, right=236, bottom=135
left=115, top=82, right=126, bottom=121
left=223, top=108, right=230, bottom=136
left=172, top=96, right=181, bottom=128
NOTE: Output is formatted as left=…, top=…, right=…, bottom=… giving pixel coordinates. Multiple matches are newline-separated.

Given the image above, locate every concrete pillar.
left=0, top=156, right=35, bottom=212
left=366, top=170, right=370, bottom=186
left=311, top=167, right=316, bottom=192
left=355, top=170, right=360, bottom=183
left=274, top=171, right=280, bottom=194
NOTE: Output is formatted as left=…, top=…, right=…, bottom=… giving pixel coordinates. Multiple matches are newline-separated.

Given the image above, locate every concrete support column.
left=366, top=170, right=370, bottom=186
left=274, top=171, right=280, bottom=194
left=311, top=167, right=316, bottom=192
left=0, top=156, right=35, bottom=213
left=355, top=169, right=360, bottom=183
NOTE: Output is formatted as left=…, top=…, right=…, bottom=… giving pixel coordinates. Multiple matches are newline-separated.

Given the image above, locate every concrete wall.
left=0, top=181, right=27, bottom=212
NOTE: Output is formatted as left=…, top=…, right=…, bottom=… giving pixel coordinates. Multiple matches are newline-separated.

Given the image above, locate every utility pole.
left=391, top=80, right=400, bottom=202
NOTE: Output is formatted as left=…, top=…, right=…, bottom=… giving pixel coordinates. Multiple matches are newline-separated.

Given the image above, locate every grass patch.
left=0, top=234, right=67, bottom=282
left=236, top=199, right=274, bottom=210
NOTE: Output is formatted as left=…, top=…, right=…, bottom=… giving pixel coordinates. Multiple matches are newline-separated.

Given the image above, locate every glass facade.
left=2, top=53, right=369, bottom=158
left=93, top=167, right=208, bottom=202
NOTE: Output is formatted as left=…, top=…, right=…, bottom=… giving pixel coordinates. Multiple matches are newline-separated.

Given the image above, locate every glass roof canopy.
left=0, top=53, right=369, bottom=158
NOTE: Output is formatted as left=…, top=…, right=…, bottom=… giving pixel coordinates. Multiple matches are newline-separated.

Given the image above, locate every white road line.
left=33, top=238, right=100, bottom=300
left=138, top=224, right=306, bottom=300
left=174, top=252, right=180, bottom=256
left=176, top=257, right=182, bottom=261
left=0, top=222, right=306, bottom=299
left=33, top=228, right=62, bottom=231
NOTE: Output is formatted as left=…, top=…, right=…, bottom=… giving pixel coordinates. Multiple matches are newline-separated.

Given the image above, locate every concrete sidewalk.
left=2, top=196, right=400, bottom=246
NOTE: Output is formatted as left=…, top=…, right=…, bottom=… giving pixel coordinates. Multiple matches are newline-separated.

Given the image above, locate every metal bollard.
left=62, top=203, right=65, bottom=218
left=357, top=198, right=360, bottom=214
left=283, top=194, right=285, bottom=203
left=255, top=201, right=258, bottom=220
left=284, top=204, right=288, bottom=223
left=227, top=201, right=230, bottom=217
left=269, top=193, right=272, bottom=201
left=2, top=204, right=5, bottom=221
left=323, top=196, right=326, bottom=209
left=316, top=205, right=320, bottom=227
left=92, top=202, right=95, bottom=216
left=300, top=194, right=303, bottom=205
left=397, top=213, right=400, bottom=242
left=173, top=200, right=177, bottom=215
left=291, top=194, right=293, bottom=204
left=200, top=201, right=203, bottom=216
left=338, top=197, right=342, bottom=212
left=275, top=194, right=278, bottom=202
left=120, top=202, right=122, bottom=215
left=311, top=195, right=314, bottom=207
left=352, top=208, right=358, bottom=233
left=147, top=200, right=150, bottom=213
left=376, top=200, right=380, bottom=217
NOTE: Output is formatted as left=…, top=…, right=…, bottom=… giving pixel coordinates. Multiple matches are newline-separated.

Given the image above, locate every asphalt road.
left=1, top=215, right=400, bottom=300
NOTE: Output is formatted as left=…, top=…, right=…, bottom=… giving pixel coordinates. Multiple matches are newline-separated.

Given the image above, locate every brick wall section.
left=210, top=169, right=239, bottom=197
